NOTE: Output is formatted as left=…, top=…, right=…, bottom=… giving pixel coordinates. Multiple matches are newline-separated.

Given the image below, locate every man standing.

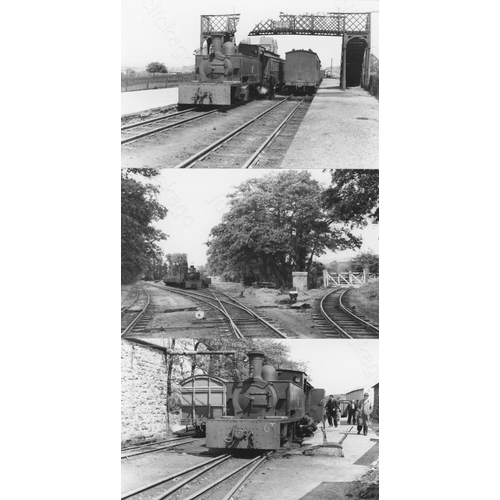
left=347, top=399, right=357, bottom=425
left=357, top=392, right=372, bottom=436
left=325, top=395, right=339, bottom=427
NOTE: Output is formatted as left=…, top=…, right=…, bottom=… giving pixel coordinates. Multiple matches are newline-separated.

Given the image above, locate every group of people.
left=324, top=393, right=372, bottom=435
left=298, top=392, right=373, bottom=438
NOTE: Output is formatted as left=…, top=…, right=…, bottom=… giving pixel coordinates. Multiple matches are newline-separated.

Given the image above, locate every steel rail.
left=220, top=453, right=271, bottom=500
left=121, top=108, right=193, bottom=130
left=338, top=289, right=379, bottom=333
left=121, top=288, right=139, bottom=313
left=213, top=289, right=288, bottom=338
left=319, top=288, right=353, bottom=339
left=149, top=454, right=233, bottom=500
left=121, top=287, right=151, bottom=337
left=208, top=289, right=244, bottom=339
left=174, top=97, right=290, bottom=168
left=121, top=436, right=188, bottom=452
left=121, top=109, right=218, bottom=144
left=121, top=454, right=231, bottom=500
left=185, top=288, right=286, bottom=338
left=240, top=98, right=305, bottom=168
left=144, top=283, right=242, bottom=337
left=183, top=454, right=268, bottom=500
left=121, top=438, right=194, bottom=459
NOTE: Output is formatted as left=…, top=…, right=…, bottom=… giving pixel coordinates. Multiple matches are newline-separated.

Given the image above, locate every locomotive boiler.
left=178, top=14, right=284, bottom=107
left=206, top=351, right=325, bottom=450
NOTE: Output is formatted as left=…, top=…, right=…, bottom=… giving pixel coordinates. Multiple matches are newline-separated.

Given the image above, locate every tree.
left=124, top=67, right=137, bottom=77
left=308, top=260, right=325, bottom=289
left=146, top=62, right=168, bottom=76
left=323, top=170, right=379, bottom=227
left=177, top=338, right=309, bottom=382
left=121, top=170, right=168, bottom=284
left=206, top=171, right=361, bottom=287
left=351, top=251, right=379, bottom=273
left=164, top=253, right=188, bottom=275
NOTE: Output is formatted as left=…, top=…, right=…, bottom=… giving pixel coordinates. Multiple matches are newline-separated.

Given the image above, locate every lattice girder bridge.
left=248, top=12, right=372, bottom=90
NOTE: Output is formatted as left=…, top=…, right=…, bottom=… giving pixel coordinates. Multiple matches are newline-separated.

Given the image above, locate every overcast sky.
left=122, top=1, right=379, bottom=69
left=148, top=169, right=379, bottom=267
left=285, top=339, right=379, bottom=395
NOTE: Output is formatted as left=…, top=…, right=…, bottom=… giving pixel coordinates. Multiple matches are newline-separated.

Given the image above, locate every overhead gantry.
left=248, top=12, right=372, bottom=90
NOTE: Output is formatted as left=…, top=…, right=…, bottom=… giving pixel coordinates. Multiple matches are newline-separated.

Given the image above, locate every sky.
left=147, top=169, right=379, bottom=267
left=284, top=339, right=379, bottom=395
left=122, top=1, right=379, bottom=70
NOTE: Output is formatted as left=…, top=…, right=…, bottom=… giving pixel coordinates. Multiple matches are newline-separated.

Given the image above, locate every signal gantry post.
left=248, top=12, right=372, bottom=90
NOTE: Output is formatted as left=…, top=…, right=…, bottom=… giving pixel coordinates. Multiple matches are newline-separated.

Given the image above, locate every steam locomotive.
left=163, top=265, right=211, bottom=290
left=178, top=15, right=284, bottom=107
left=204, top=351, right=325, bottom=450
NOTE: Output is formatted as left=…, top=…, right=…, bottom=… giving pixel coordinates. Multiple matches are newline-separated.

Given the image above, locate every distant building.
left=258, top=37, right=278, bottom=54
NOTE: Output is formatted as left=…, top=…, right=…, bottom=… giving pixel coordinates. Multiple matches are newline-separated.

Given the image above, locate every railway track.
left=144, top=283, right=289, bottom=338
left=121, top=108, right=217, bottom=145
left=313, top=288, right=379, bottom=339
left=174, top=96, right=307, bottom=168
left=195, top=288, right=289, bottom=338
left=121, top=286, right=153, bottom=337
left=121, top=452, right=270, bottom=500
left=121, top=437, right=195, bottom=459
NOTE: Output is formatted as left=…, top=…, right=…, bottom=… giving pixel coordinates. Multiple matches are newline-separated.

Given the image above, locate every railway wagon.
left=285, top=49, right=322, bottom=95
left=206, top=351, right=325, bottom=450
left=163, top=265, right=210, bottom=290
left=180, top=375, right=227, bottom=436
left=179, top=36, right=285, bottom=106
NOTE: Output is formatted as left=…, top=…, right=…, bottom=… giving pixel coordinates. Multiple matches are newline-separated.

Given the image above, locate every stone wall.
left=121, top=340, right=169, bottom=445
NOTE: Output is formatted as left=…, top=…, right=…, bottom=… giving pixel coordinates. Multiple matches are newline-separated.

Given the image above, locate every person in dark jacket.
left=297, top=414, right=317, bottom=437
left=325, top=395, right=339, bottom=427
left=268, top=74, right=276, bottom=100
left=347, top=399, right=357, bottom=425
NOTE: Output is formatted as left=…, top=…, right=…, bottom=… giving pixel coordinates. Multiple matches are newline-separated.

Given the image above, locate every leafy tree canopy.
left=351, top=250, right=379, bottom=273
left=146, top=62, right=168, bottom=74
left=170, top=338, right=309, bottom=383
left=323, top=169, right=379, bottom=227
left=164, top=253, right=188, bottom=275
left=207, top=171, right=361, bottom=287
left=121, top=171, right=168, bottom=284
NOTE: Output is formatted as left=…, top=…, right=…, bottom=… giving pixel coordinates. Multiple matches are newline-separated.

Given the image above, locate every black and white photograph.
left=121, top=167, right=379, bottom=498
left=121, top=169, right=379, bottom=340
left=121, top=1, right=379, bottom=168
left=121, top=338, right=379, bottom=500
left=121, top=1, right=380, bottom=498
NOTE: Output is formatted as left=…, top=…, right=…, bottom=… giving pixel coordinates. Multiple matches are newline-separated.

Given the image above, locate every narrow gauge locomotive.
left=206, top=351, right=325, bottom=450
left=179, top=374, right=227, bottom=436
left=179, top=15, right=284, bottom=107
left=285, top=49, right=322, bottom=95
left=163, top=265, right=211, bottom=290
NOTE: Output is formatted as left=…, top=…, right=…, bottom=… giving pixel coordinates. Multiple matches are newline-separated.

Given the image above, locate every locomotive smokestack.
left=247, top=351, right=265, bottom=381
left=211, top=33, right=223, bottom=54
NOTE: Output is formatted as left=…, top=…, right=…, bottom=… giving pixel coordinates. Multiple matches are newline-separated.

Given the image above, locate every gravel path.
left=280, top=79, right=378, bottom=168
